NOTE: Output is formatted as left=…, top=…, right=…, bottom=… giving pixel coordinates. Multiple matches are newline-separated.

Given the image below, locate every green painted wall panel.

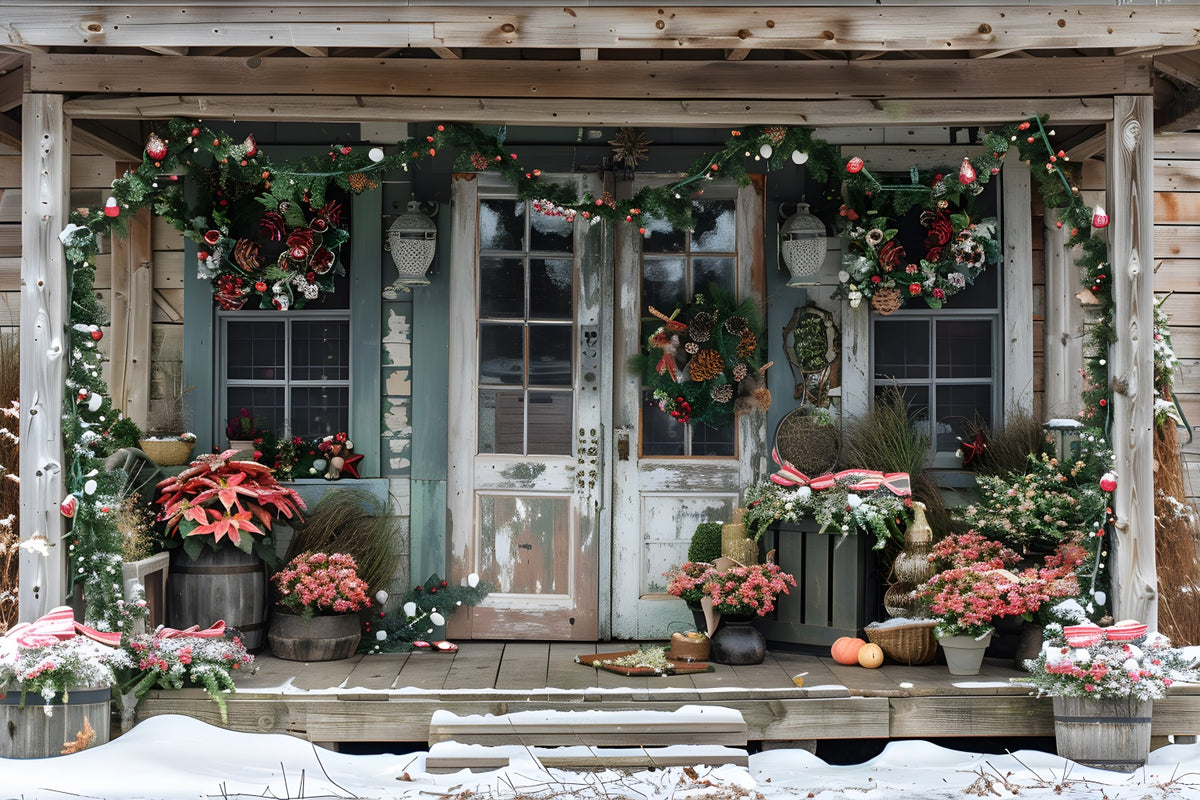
left=409, top=478, right=447, bottom=587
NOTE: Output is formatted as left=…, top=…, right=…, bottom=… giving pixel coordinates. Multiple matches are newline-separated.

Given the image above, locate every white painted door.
left=447, top=173, right=605, bottom=640
left=610, top=178, right=767, bottom=639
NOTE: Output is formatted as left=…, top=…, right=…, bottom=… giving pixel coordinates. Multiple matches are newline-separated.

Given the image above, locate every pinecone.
left=348, top=172, right=377, bottom=192
left=711, top=384, right=734, bottom=403
left=232, top=239, right=263, bottom=273
left=689, top=349, right=724, bottom=382
left=736, top=332, right=757, bottom=358
left=725, top=315, right=749, bottom=336
left=690, top=312, right=714, bottom=343
left=684, top=341, right=700, bottom=355
left=732, top=363, right=748, bottom=382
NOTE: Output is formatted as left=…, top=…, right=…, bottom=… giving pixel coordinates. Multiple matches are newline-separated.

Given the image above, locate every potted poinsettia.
left=155, top=449, right=306, bottom=650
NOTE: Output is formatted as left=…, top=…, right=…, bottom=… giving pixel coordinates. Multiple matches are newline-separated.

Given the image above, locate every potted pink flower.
left=701, top=561, right=796, bottom=666
left=267, top=551, right=371, bottom=661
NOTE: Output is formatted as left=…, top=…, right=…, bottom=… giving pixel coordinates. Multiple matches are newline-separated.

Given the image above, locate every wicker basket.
left=138, top=439, right=195, bottom=467
left=864, top=621, right=939, bottom=666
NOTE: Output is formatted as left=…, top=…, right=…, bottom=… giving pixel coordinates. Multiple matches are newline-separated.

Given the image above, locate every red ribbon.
left=769, top=447, right=911, bottom=497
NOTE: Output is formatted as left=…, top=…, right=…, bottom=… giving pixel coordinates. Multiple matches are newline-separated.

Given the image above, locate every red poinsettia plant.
left=272, top=552, right=371, bottom=619
left=155, top=449, right=306, bottom=564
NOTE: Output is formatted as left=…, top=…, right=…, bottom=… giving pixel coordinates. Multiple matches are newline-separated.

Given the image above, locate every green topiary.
left=108, top=416, right=144, bottom=453
left=687, top=521, right=724, bottom=564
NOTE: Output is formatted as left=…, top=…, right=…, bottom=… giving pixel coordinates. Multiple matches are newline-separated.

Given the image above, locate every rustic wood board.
left=821, top=658, right=905, bottom=696
left=393, top=649, right=456, bottom=692
left=343, top=654, right=409, bottom=691
left=290, top=657, right=359, bottom=692
left=548, top=642, right=599, bottom=690
left=494, top=642, right=550, bottom=691
left=441, top=641, right=504, bottom=691
left=889, top=695, right=1053, bottom=738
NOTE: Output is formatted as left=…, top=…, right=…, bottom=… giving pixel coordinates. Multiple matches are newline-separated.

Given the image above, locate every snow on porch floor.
left=135, top=641, right=1200, bottom=746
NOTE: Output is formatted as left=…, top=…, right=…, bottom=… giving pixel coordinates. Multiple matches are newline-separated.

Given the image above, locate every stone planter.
left=1053, top=696, right=1153, bottom=772
left=937, top=630, right=993, bottom=675
left=0, top=686, right=112, bottom=758
left=268, top=611, right=362, bottom=661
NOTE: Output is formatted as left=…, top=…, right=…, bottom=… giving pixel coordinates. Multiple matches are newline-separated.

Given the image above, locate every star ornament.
left=340, top=451, right=364, bottom=479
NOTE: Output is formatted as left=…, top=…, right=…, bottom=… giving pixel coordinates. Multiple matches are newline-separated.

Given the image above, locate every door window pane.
left=479, top=495, right=570, bottom=594
left=937, top=384, right=993, bottom=451
left=528, top=325, right=572, bottom=387
left=641, top=257, right=686, bottom=311
left=479, top=257, right=524, bottom=318
left=529, top=212, right=573, bottom=252
left=642, top=392, right=685, bottom=456
left=691, top=200, right=736, bottom=252
left=693, top=257, right=736, bottom=297
left=479, top=200, right=524, bottom=251
left=479, top=324, right=525, bottom=386
left=479, top=389, right=524, bottom=454
left=641, top=216, right=685, bottom=254
left=529, top=258, right=574, bottom=319
left=692, top=421, right=735, bottom=457
left=527, top=392, right=573, bottom=454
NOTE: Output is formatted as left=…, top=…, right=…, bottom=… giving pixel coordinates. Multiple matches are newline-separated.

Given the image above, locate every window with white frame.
left=870, top=182, right=1002, bottom=467
left=218, top=309, right=351, bottom=440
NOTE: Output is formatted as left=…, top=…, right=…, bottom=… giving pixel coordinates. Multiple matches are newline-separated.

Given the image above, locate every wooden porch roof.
left=0, top=3, right=1197, bottom=142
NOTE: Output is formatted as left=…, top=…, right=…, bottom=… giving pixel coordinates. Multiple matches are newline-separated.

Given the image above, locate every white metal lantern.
left=382, top=201, right=437, bottom=297
left=1044, top=418, right=1085, bottom=461
left=779, top=203, right=829, bottom=286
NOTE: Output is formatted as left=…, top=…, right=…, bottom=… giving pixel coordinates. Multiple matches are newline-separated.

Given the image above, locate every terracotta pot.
left=268, top=611, right=361, bottom=661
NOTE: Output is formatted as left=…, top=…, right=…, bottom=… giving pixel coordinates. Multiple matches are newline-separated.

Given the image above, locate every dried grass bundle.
left=1153, top=420, right=1200, bottom=646
left=285, top=488, right=402, bottom=597
left=970, top=409, right=1049, bottom=478
left=0, top=331, right=18, bottom=632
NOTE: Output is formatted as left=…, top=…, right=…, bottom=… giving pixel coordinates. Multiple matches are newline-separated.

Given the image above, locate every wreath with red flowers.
left=202, top=199, right=349, bottom=311
left=838, top=199, right=999, bottom=312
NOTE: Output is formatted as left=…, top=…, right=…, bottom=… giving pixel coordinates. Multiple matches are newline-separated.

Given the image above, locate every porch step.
left=425, top=705, right=748, bottom=772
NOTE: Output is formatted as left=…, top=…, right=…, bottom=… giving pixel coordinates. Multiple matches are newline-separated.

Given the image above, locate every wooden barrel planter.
left=267, top=611, right=361, bottom=661
left=1052, top=696, right=1153, bottom=772
left=0, top=686, right=112, bottom=758
left=167, top=546, right=267, bottom=650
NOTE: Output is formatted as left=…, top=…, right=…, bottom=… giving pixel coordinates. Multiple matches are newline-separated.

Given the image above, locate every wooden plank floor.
left=137, top=642, right=1200, bottom=746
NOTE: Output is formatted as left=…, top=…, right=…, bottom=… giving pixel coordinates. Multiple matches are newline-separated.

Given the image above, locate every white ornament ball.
left=429, top=611, right=446, bottom=626
left=312, top=458, right=328, bottom=472
left=759, top=143, right=773, bottom=159
left=368, top=147, right=385, bottom=163
left=87, top=393, right=103, bottom=412
left=376, top=630, right=387, bottom=641
left=403, top=601, right=418, bottom=617
left=791, top=149, right=809, bottom=165
left=467, top=572, right=480, bottom=588
left=84, top=478, right=98, bottom=495
left=374, top=589, right=389, bottom=605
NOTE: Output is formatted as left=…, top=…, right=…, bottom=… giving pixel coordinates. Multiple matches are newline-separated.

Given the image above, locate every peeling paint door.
left=610, top=178, right=767, bottom=639
left=447, top=173, right=604, bottom=640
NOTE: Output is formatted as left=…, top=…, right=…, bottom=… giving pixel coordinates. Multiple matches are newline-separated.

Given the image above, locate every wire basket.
left=864, top=621, right=939, bottom=666
left=138, top=439, right=195, bottom=467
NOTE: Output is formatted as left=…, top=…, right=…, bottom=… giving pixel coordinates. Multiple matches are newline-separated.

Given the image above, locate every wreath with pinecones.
left=632, top=287, right=771, bottom=428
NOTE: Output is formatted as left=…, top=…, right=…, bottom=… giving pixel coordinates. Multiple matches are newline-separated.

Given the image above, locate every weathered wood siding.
left=1155, top=132, right=1200, bottom=506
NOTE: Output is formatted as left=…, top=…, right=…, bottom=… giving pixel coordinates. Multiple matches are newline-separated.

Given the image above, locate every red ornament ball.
left=90, top=329, right=103, bottom=341
left=846, top=157, right=864, bottom=174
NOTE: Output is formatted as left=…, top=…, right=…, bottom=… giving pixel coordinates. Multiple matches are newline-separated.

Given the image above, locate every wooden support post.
left=106, top=161, right=152, bottom=426
left=1002, top=165, right=1033, bottom=416
left=18, top=93, right=70, bottom=621
left=1106, top=95, right=1157, bottom=626
left=1042, top=208, right=1085, bottom=418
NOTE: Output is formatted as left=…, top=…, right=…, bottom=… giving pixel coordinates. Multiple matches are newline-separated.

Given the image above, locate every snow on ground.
left=1, top=714, right=1199, bottom=800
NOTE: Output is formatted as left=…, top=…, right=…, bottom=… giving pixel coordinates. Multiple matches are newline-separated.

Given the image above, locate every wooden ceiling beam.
left=0, top=66, right=24, bottom=113
left=71, top=120, right=144, bottom=161
left=60, top=93, right=1115, bottom=128
left=295, top=46, right=329, bottom=57
left=142, top=45, right=188, bottom=56
left=29, top=54, right=1152, bottom=101
left=725, top=49, right=750, bottom=62
left=1154, top=55, right=1200, bottom=89
left=0, top=111, right=20, bottom=152
left=3, top=6, right=1199, bottom=53
left=430, top=47, right=461, bottom=59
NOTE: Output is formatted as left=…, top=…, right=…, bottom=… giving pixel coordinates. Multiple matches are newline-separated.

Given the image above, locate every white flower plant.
left=0, top=631, right=133, bottom=716
left=743, top=478, right=910, bottom=550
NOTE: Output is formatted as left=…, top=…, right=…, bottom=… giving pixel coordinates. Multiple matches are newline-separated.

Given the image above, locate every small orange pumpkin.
left=831, top=636, right=867, bottom=665
left=857, top=642, right=885, bottom=669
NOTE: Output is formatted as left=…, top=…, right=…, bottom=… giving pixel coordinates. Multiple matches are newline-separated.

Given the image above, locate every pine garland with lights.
left=361, top=573, right=490, bottom=653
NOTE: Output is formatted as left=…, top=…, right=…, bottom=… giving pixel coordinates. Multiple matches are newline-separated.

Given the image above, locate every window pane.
left=936, top=320, right=993, bottom=379
left=227, top=387, right=285, bottom=437
left=529, top=258, right=573, bottom=320
left=692, top=421, right=735, bottom=457
left=937, top=384, right=992, bottom=452
left=693, top=257, right=735, bottom=297
left=291, top=386, right=349, bottom=439
left=227, top=321, right=285, bottom=381
left=290, top=320, right=349, bottom=381
left=527, top=391, right=572, bottom=454
left=479, top=199, right=524, bottom=251
left=479, top=323, right=524, bottom=386
left=529, top=211, right=573, bottom=252
left=528, top=325, right=572, bottom=387
left=691, top=200, right=736, bottom=253
left=478, top=389, right=524, bottom=454
left=874, top=320, right=930, bottom=379
left=479, top=257, right=524, bottom=319
left=642, top=256, right=685, bottom=312
left=641, top=392, right=685, bottom=456
left=641, top=215, right=685, bottom=253
left=875, top=385, right=931, bottom=443
left=478, top=495, right=570, bottom=594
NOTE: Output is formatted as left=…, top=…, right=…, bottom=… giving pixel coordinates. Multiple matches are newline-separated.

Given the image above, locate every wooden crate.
left=755, top=520, right=880, bottom=650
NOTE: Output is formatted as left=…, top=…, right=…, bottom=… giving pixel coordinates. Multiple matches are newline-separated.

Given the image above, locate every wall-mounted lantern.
left=382, top=201, right=437, bottom=299
left=779, top=203, right=830, bottom=287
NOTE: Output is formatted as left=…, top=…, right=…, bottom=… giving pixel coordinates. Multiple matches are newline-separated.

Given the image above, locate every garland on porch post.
left=52, top=114, right=1121, bottom=625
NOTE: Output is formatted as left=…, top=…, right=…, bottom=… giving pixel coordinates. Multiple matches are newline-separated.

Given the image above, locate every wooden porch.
left=135, top=642, right=1200, bottom=748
